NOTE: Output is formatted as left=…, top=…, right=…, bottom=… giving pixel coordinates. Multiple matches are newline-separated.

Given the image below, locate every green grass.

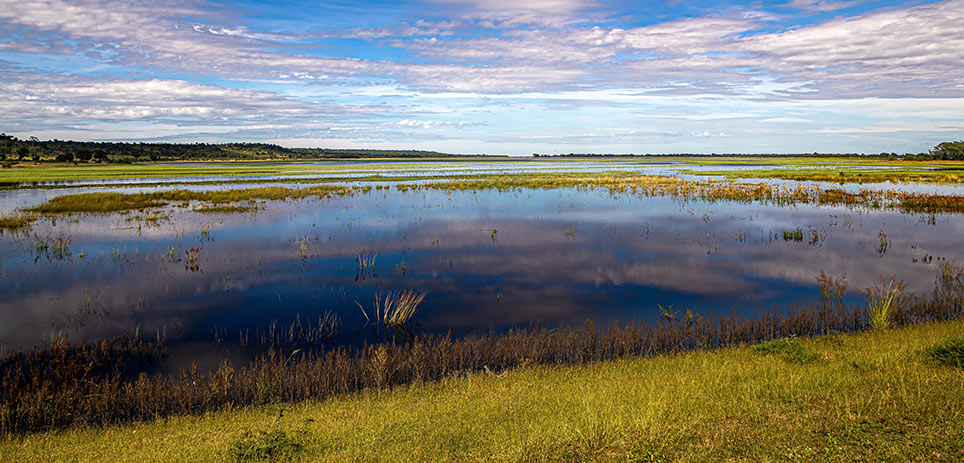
left=6, top=157, right=961, bottom=186
left=751, top=336, right=821, bottom=364
left=921, top=336, right=964, bottom=368
left=26, top=186, right=354, bottom=214
left=4, top=321, right=963, bottom=462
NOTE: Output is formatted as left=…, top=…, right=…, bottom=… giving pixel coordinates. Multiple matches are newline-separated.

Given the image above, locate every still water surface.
left=2, top=182, right=963, bottom=369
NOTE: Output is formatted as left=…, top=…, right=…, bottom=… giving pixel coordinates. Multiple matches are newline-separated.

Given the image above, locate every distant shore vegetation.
left=1, top=134, right=962, bottom=165
left=0, top=134, right=460, bottom=165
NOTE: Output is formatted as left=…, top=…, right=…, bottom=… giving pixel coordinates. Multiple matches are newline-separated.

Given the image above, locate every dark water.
left=2, top=185, right=963, bottom=370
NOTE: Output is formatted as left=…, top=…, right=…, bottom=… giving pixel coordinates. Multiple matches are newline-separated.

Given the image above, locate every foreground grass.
left=3, top=321, right=963, bottom=462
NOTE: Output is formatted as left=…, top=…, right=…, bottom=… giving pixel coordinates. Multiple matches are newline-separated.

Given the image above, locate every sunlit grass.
left=3, top=321, right=963, bottom=462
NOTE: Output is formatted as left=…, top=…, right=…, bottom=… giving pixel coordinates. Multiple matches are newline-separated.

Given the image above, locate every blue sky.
left=0, top=0, right=962, bottom=154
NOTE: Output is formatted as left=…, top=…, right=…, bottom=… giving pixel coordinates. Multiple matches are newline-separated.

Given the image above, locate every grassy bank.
left=2, top=321, right=962, bottom=462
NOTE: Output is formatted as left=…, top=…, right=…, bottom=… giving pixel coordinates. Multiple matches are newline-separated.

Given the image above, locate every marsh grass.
left=356, top=289, right=427, bottom=327
left=194, top=204, right=257, bottom=214
left=244, top=313, right=340, bottom=349
left=862, top=277, right=907, bottom=331
left=816, top=272, right=847, bottom=310
left=354, top=251, right=377, bottom=280
left=0, top=214, right=33, bottom=233
left=26, top=186, right=354, bottom=215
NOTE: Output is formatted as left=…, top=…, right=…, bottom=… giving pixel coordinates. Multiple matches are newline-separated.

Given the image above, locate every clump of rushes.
left=354, top=251, right=377, bottom=280
left=862, top=277, right=906, bottom=330
left=357, top=289, right=427, bottom=327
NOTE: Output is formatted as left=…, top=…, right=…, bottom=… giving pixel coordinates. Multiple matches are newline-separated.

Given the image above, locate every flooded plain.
left=3, top=166, right=964, bottom=370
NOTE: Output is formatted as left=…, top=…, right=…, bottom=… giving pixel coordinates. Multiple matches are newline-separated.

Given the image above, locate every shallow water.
left=2, top=183, right=963, bottom=371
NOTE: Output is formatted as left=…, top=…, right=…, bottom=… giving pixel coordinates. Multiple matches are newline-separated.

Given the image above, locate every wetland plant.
left=354, top=250, right=377, bottom=280
left=185, top=247, right=201, bottom=272
left=861, top=277, right=906, bottom=331
left=32, top=233, right=71, bottom=260
left=782, top=228, right=804, bottom=242
left=0, top=213, right=33, bottom=234
left=877, top=230, right=890, bottom=256
left=816, top=272, right=847, bottom=311
left=356, top=289, right=427, bottom=327
left=299, top=237, right=309, bottom=260
left=247, top=313, right=340, bottom=349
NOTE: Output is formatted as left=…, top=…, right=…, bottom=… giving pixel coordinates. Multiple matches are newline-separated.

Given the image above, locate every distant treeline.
left=0, top=135, right=457, bottom=164
left=533, top=140, right=964, bottom=161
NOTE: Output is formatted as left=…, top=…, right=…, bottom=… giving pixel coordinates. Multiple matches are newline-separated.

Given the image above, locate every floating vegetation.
left=862, top=277, right=906, bottom=331
left=354, top=251, right=377, bottom=280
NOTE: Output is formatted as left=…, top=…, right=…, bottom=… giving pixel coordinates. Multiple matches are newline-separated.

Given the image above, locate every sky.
left=0, top=0, right=962, bottom=155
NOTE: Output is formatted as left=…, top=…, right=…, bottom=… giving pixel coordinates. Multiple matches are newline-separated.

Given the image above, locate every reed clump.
left=4, top=273, right=963, bottom=436
left=356, top=290, right=427, bottom=328
left=861, top=277, right=906, bottom=331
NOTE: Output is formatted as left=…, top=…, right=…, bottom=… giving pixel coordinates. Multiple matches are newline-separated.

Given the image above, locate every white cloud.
left=785, top=0, right=859, bottom=12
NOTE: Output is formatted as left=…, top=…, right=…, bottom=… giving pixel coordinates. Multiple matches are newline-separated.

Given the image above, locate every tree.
left=930, top=141, right=964, bottom=161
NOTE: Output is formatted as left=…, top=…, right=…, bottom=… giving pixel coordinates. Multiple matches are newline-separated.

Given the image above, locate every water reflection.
left=2, top=187, right=962, bottom=367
